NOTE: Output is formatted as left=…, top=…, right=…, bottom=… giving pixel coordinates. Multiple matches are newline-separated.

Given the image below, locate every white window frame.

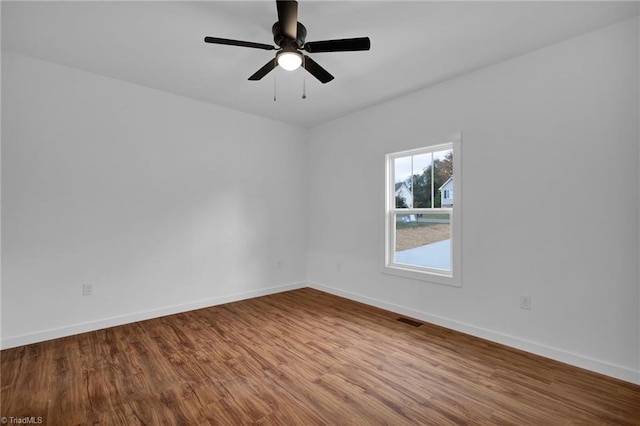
left=383, top=133, right=462, bottom=287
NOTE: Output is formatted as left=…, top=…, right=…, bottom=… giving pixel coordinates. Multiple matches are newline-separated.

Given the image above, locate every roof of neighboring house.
left=395, top=182, right=409, bottom=191
left=438, top=176, right=453, bottom=191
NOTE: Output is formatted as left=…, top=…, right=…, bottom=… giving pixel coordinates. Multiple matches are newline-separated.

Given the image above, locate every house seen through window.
left=385, top=136, right=461, bottom=286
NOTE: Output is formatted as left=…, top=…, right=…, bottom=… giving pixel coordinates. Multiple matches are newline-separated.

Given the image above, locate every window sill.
left=382, top=264, right=461, bottom=287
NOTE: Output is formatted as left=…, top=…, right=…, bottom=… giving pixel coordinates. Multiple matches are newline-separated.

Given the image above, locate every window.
left=384, top=134, right=461, bottom=286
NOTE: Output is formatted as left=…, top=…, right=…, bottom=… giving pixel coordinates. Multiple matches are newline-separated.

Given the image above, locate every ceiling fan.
left=204, top=0, right=371, bottom=84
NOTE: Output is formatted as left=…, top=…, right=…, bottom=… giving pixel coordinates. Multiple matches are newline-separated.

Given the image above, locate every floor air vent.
left=396, top=317, right=422, bottom=327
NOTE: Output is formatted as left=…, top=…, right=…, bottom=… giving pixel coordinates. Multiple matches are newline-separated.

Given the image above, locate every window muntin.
left=385, top=136, right=460, bottom=286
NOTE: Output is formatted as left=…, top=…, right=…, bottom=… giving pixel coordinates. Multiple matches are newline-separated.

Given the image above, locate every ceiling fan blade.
left=303, top=55, right=334, bottom=84
left=204, top=37, right=275, bottom=51
left=304, top=37, right=371, bottom=53
left=276, top=0, right=298, bottom=40
left=248, top=58, right=278, bottom=81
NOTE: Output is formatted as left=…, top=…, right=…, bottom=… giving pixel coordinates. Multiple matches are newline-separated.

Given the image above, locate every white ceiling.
left=2, top=1, right=638, bottom=128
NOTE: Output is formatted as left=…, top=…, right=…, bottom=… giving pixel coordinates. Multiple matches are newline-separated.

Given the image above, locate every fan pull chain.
left=302, top=56, right=307, bottom=99
left=302, top=74, right=307, bottom=99
left=273, top=72, right=277, bottom=102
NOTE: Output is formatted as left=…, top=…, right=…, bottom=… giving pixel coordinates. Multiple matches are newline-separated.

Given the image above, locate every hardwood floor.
left=2, top=288, right=639, bottom=425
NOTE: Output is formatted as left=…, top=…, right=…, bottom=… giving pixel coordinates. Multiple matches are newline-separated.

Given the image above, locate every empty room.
left=2, top=1, right=639, bottom=424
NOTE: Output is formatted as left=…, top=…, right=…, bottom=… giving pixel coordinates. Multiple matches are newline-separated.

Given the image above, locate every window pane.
left=434, top=148, right=453, bottom=208
left=412, top=153, right=432, bottom=208
left=394, top=156, right=412, bottom=208
left=394, top=212, right=451, bottom=271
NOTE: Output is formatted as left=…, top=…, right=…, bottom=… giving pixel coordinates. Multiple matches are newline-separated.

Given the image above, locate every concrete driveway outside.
left=395, top=239, right=451, bottom=271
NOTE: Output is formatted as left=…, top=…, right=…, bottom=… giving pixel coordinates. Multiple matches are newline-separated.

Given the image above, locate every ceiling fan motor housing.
left=272, top=22, right=307, bottom=49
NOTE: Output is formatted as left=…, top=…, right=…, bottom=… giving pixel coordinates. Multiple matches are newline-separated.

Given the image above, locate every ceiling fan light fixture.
left=277, top=50, right=302, bottom=71
left=205, top=0, right=371, bottom=83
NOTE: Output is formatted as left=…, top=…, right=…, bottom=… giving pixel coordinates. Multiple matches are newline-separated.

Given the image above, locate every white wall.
left=1, top=51, right=308, bottom=348
left=637, top=15, right=640, bottom=382
left=307, top=18, right=640, bottom=383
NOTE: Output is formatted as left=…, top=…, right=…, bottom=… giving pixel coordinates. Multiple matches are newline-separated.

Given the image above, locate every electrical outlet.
left=276, top=260, right=283, bottom=270
left=82, top=284, right=93, bottom=296
left=520, top=294, right=531, bottom=310
left=336, top=263, right=342, bottom=272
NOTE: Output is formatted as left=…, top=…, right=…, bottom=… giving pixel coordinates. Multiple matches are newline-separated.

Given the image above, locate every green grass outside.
left=395, top=214, right=450, bottom=229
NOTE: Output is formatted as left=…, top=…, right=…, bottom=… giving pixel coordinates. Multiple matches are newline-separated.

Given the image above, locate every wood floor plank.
left=2, top=287, right=639, bottom=425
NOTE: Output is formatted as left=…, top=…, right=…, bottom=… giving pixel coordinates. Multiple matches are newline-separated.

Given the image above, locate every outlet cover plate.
left=82, top=284, right=93, bottom=296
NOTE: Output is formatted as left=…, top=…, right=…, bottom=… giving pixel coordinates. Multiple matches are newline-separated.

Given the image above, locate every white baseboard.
left=1, top=282, right=306, bottom=350
left=5, top=280, right=638, bottom=385
left=307, top=281, right=640, bottom=385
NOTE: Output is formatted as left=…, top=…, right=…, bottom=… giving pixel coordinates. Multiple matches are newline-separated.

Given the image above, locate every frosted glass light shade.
left=277, top=51, right=302, bottom=71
